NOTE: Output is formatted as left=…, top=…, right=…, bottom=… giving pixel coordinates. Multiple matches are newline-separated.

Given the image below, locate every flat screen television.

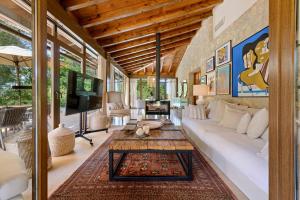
left=65, top=70, right=103, bottom=116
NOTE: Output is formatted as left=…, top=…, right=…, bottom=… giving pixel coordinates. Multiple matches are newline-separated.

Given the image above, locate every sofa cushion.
left=0, top=150, right=28, bottom=200
left=236, top=113, right=252, bottom=134
left=247, top=108, right=269, bottom=139
left=219, top=106, right=247, bottom=129
left=257, top=142, right=268, bottom=161
left=261, top=127, right=269, bottom=142
left=186, top=104, right=206, bottom=119
left=182, top=118, right=268, bottom=199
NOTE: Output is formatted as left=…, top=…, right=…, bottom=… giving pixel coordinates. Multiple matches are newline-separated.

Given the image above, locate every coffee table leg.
left=187, top=151, right=193, bottom=180
left=109, top=151, right=114, bottom=181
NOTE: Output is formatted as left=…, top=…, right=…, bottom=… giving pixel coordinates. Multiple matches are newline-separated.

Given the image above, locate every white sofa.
left=182, top=103, right=268, bottom=200
left=0, top=149, right=28, bottom=200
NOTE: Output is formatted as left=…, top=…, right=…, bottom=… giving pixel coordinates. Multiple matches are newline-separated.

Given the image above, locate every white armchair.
left=106, top=92, right=130, bottom=124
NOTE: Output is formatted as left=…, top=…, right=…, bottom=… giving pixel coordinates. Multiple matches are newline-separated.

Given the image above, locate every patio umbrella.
left=0, top=46, right=32, bottom=104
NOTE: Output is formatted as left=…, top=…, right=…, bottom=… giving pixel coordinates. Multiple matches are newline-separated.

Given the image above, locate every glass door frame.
left=269, top=0, right=296, bottom=199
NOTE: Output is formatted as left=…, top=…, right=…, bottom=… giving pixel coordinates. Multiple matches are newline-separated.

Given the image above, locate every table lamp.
left=193, top=85, right=209, bottom=105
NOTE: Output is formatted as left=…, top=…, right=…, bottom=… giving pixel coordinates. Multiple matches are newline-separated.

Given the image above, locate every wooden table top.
left=109, top=123, right=194, bottom=151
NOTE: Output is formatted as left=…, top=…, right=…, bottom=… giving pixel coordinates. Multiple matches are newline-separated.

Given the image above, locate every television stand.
left=75, top=112, right=108, bottom=146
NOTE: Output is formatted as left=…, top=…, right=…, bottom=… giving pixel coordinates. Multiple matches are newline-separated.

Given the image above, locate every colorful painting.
left=206, top=57, right=215, bottom=73
left=216, top=64, right=231, bottom=95
left=216, top=41, right=231, bottom=66
left=200, top=75, right=207, bottom=85
left=232, top=27, right=269, bottom=97
left=207, top=71, right=216, bottom=96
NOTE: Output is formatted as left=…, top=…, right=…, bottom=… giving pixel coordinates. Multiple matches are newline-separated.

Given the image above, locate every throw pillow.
left=247, top=108, right=269, bottom=139
left=215, top=100, right=226, bottom=121
left=207, top=100, right=218, bottom=119
left=196, top=104, right=207, bottom=120
left=236, top=113, right=252, bottom=134
left=261, top=127, right=269, bottom=142
left=257, top=142, right=268, bottom=161
left=219, top=105, right=247, bottom=129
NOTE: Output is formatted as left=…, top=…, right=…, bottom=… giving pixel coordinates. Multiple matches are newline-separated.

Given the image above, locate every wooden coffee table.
left=108, top=123, right=194, bottom=181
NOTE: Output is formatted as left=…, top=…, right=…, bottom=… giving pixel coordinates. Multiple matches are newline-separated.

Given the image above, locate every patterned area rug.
left=49, top=135, right=237, bottom=200
left=115, top=153, right=186, bottom=177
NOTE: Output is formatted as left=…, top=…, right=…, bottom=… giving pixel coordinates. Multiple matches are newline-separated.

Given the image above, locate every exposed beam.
left=111, top=36, right=193, bottom=58
left=116, top=48, right=176, bottom=63
left=98, top=14, right=207, bottom=46
left=123, top=59, right=155, bottom=69
left=62, top=0, right=109, bottom=11
left=119, top=56, right=155, bottom=67
left=114, top=40, right=189, bottom=61
left=89, top=0, right=219, bottom=38
left=104, top=23, right=201, bottom=53
left=129, top=73, right=176, bottom=78
left=47, top=1, right=106, bottom=57
left=132, top=62, right=154, bottom=73
left=79, top=0, right=184, bottom=26
left=125, top=56, right=166, bottom=72
left=119, top=55, right=156, bottom=65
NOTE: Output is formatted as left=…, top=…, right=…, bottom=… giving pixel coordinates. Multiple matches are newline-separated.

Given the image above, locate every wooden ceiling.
left=59, top=0, right=222, bottom=76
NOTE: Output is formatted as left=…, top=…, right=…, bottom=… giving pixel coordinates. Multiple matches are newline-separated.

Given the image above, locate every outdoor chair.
left=0, top=107, right=27, bottom=150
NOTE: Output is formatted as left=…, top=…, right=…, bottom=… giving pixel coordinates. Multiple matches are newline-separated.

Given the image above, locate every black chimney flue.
left=155, top=32, right=161, bottom=101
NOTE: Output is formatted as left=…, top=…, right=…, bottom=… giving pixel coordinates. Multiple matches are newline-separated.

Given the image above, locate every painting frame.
left=206, top=57, right=215, bottom=73
left=206, top=71, right=216, bottom=96
left=216, top=63, right=231, bottom=95
left=200, top=75, right=207, bottom=85
left=215, top=41, right=232, bottom=67
left=232, top=27, right=269, bottom=97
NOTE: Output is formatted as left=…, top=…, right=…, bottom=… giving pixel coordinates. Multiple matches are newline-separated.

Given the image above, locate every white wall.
left=213, top=0, right=257, bottom=38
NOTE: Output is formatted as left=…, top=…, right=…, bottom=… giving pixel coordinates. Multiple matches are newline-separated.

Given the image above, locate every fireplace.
left=145, top=100, right=170, bottom=118
left=144, top=33, right=170, bottom=118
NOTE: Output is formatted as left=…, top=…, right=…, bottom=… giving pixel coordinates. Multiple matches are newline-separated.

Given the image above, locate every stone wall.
left=175, top=0, right=269, bottom=108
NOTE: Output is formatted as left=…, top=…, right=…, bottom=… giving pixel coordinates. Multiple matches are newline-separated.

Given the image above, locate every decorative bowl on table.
left=137, top=120, right=163, bottom=130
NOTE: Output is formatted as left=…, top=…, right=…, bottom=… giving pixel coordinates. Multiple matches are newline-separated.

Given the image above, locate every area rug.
left=49, top=136, right=237, bottom=200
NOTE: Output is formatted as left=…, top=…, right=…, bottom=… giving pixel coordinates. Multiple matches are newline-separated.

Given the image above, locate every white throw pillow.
left=247, top=108, right=261, bottom=116
left=219, top=106, right=247, bottom=129
left=196, top=104, right=206, bottom=120
left=261, top=127, right=269, bottom=142
left=207, top=100, right=218, bottom=119
left=247, top=108, right=269, bottom=139
left=257, top=142, right=268, bottom=161
left=188, top=104, right=206, bottom=119
left=212, top=100, right=226, bottom=122
left=236, top=113, right=252, bottom=134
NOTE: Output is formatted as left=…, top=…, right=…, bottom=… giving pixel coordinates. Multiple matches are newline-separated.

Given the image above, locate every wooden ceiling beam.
left=110, top=33, right=194, bottom=58
left=119, top=55, right=156, bottom=65
left=61, top=0, right=110, bottom=11
left=122, top=59, right=155, bottom=69
left=129, top=73, right=176, bottom=78
left=104, top=23, right=201, bottom=53
left=121, top=57, right=156, bottom=68
left=47, top=1, right=105, bottom=57
left=89, top=0, right=219, bottom=38
left=79, top=0, right=183, bottom=26
left=98, top=14, right=207, bottom=47
left=116, top=48, right=175, bottom=63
